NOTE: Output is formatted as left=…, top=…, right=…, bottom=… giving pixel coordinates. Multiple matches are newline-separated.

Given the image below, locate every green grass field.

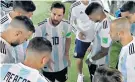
left=32, top=1, right=122, bottom=82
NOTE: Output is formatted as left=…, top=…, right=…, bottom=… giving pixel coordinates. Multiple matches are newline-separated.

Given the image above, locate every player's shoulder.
left=62, top=19, right=70, bottom=24
left=0, top=40, right=7, bottom=55
left=70, top=1, right=81, bottom=9
left=128, top=40, right=135, bottom=55
left=0, top=14, right=9, bottom=24
left=38, top=18, right=48, bottom=26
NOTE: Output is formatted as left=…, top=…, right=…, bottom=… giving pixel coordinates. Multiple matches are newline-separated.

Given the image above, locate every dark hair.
left=13, top=1, right=36, bottom=12
left=27, top=37, right=52, bottom=53
left=93, top=66, right=123, bottom=82
left=85, top=2, right=103, bottom=15
left=11, top=16, right=35, bottom=33
left=120, top=1, right=135, bottom=13
left=51, top=1, right=65, bottom=14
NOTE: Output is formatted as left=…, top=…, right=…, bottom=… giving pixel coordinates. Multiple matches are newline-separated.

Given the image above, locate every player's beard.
left=11, top=41, right=19, bottom=47
left=51, top=19, right=61, bottom=26
left=95, top=20, right=100, bottom=23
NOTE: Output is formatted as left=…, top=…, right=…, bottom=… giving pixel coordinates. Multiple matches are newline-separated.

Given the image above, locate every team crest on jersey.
left=45, top=33, right=49, bottom=36
left=61, top=31, right=65, bottom=37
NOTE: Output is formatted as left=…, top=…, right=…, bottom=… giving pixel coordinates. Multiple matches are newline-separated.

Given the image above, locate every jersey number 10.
left=52, top=37, right=59, bottom=45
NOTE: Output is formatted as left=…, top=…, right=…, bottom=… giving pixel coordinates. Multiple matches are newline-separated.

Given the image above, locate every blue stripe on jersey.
left=22, top=41, right=28, bottom=59
left=17, top=67, right=31, bottom=79
left=1, top=65, right=12, bottom=80
left=52, top=28, right=59, bottom=71
left=105, top=55, right=109, bottom=65
left=14, top=48, right=18, bottom=63
left=63, top=24, right=68, bottom=67
left=41, top=26, right=46, bottom=38
left=131, top=23, right=135, bottom=36
left=121, top=53, right=127, bottom=82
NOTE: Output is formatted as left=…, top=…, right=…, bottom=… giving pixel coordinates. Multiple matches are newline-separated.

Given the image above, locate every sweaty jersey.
left=69, top=0, right=103, bottom=42
left=34, top=18, right=72, bottom=72
left=0, top=63, right=50, bottom=82
left=0, top=13, right=12, bottom=33
left=87, top=14, right=113, bottom=65
left=118, top=37, right=135, bottom=82
left=0, top=37, right=15, bottom=63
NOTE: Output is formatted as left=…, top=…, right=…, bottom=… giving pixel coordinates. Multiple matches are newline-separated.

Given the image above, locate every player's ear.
left=42, top=56, right=49, bottom=65
left=15, top=30, right=22, bottom=37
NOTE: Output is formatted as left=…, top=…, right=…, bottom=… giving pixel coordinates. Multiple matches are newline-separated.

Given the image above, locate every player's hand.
left=78, top=32, right=86, bottom=40
left=85, top=59, right=92, bottom=66
left=87, top=47, right=92, bottom=53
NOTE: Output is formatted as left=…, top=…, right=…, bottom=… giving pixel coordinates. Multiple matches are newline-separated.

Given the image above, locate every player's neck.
left=121, top=34, right=133, bottom=46
left=81, top=0, right=89, bottom=6
left=23, top=59, right=39, bottom=70
left=100, top=13, right=106, bottom=21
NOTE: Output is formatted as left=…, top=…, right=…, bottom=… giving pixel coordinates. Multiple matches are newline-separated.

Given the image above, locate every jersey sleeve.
left=66, top=24, right=72, bottom=38
left=100, top=21, right=112, bottom=48
left=68, top=4, right=78, bottom=34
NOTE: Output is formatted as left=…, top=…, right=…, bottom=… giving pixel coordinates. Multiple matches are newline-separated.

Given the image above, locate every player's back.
left=0, top=63, right=50, bottom=82
left=118, top=36, right=135, bottom=82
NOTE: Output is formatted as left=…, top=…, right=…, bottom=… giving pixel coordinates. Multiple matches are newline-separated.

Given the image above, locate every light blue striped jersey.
left=34, top=18, right=72, bottom=72
left=87, top=15, right=112, bottom=66
left=0, top=63, right=50, bottom=82
left=0, top=13, right=29, bottom=63
left=118, top=37, right=135, bottom=82
left=131, top=23, right=135, bottom=36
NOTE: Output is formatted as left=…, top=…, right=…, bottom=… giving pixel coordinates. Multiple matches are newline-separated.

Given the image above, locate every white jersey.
left=0, top=63, right=50, bottom=82
left=0, top=13, right=28, bottom=63
left=87, top=15, right=113, bottom=65
left=34, top=18, right=72, bottom=72
left=0, top=13, right=12, bottom=33
left=118, top=37, right=135, bottom=82
left=69, top=0, right=103, bottom=42
left=0, top=37, right=14, bottom=63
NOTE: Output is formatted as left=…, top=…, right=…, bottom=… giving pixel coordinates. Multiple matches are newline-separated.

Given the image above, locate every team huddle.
left=0, top=0, right=135, bottom=82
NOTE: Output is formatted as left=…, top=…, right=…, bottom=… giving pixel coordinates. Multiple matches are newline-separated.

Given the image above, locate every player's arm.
left=65, top=25, right=72, bottom=66
left=91, top=46, right=109, bottom=61
left=91, top=30, right=112, bottom=61
left=68, top=5, right=78, bottom=34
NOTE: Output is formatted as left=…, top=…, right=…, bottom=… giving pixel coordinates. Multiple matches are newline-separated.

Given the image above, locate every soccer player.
left=68, top=0, right=102, bottom=81
left=85, top=2, right=113, bottom=82
left=120, top=1, right=135, bottom=36
left=93, top=66, right=123, bottom=82
left=0, top=1, right=36, bottom=33
left=0, top=16, right=35, bottom=63
left=110, top=18, right=135, bottom=82
left=0, top=37, right=52, bottom=82
left=0, top=1, right=36, bottom=63
left=34, top=2, right=71, bottom=82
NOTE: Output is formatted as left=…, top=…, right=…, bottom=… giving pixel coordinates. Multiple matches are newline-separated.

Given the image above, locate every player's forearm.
left=91, top=47, right=109, bottom=61
left=65, top=38, right=71, bottom=55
